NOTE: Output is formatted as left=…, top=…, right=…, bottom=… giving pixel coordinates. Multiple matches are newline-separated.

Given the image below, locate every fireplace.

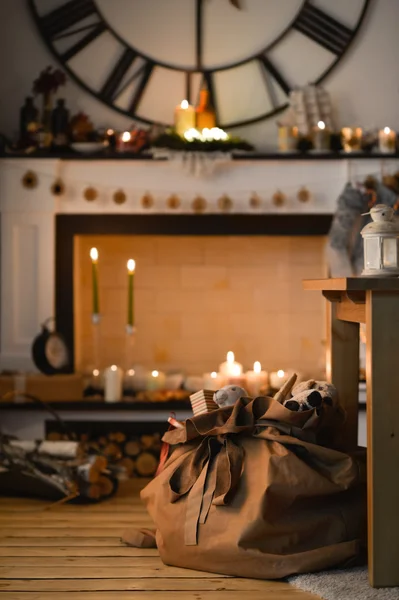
left=57, top=213, right=330, bottom=378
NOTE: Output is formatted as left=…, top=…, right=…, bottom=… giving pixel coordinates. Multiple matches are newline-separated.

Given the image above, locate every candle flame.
left=277, top=369, right=285, bottom=378
left=227, top=351, right=235, bottom=363
left=127, top=258, right=136, bottom=273
left=106, top=129, right=114, bottom=135
left=384, top=126, right=391, bottom=134
left=121, top=131, right=131, bottom=142
left=111, top=365, right=117, bottom=371
left=93, top=369, right=99, bottom=376
left=152, top=370, right=159, bottom=378
left=90, top=247, right=98, bottom=262
left=211, top=371, right=217, bottom=378
left=180, top=99, right=189, bottom=109
left=232, top=364, right=241, bottom=376
left=254, top=361, right=261, bottom=373
left=317, top=121, right=326, bottom=130
left=127, top=368, right=135, bottom=376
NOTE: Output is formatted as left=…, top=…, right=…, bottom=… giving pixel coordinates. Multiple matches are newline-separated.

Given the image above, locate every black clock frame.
left=28, top=0, right=371, bottom=129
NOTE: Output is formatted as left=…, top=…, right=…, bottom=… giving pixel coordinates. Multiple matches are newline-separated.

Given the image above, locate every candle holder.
left=91, top=313, right=101, bottom=371
left=124, top=324, right=136, bottom=372
left=341, top=127, right=362, bottom=152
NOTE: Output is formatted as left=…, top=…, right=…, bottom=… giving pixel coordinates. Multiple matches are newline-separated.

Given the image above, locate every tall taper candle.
left=90, top=247, right=99, bottom=315
left=127, top=259, right=135, bottom=327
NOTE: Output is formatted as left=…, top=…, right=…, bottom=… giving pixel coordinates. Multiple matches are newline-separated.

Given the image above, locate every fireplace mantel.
left=1, top=155, right=398, bottom=371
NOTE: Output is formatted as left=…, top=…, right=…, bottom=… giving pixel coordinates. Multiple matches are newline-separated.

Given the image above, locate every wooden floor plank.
left=0, top=592, right=317, bottom=600
left=0, top=527, right=152, bottom=538
left=0, top=537, right=128, bottom=546
left=0, top=557, right=163, bottom=567
left=0, top=566, right=229, bottom=579
left=0, top=578, right=307, bottom=593
left=0, top=546, right=159, bottom=557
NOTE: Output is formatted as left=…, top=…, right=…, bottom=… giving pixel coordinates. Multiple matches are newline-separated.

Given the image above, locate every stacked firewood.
left=47, top=430, right=162, bottom=479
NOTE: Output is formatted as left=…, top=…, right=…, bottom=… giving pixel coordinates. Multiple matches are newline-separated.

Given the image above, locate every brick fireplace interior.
left=72, top=231, right=327, bottom=378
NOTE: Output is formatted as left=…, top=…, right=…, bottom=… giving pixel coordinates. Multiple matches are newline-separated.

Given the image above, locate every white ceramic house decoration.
left=361, top=204, right=399, bottom=276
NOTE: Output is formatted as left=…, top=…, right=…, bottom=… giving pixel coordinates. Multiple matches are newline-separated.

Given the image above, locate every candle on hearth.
left=269, top=369, right=297, bottom=390
left=226, top=363, right=247, bottom=387
left=146, top=369, right=166, bottom=391
left=245, top=361, right=269, bottom=397
left=379, top=127, right=396, bottom=153
left=174, top=100, right=195, bottom=138
left=127, top=259, right=135, bottom=328
left=104, top=364, right=123, bottom=402
left=219, top=351, right=243, bottom=379
left=89, top=247, right=99, bottom=316
left=203, top=371, right=224, bottom=391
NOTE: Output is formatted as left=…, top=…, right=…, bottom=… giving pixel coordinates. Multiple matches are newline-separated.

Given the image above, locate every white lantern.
left=361, top=204, right=399, bottom=276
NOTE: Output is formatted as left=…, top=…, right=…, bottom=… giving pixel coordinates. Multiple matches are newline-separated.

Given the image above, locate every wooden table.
left=0, top=479, right=316, bottom=600
left=304, top=277, right=399, bottom=588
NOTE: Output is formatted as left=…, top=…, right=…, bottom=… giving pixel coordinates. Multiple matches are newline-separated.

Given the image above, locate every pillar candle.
left=174, top=100, right=195, bottom=137
left=89, top=247, right=99, bottom=315
left=104, top=364, right=123, bottom=402
left=127, top=259, right=135, bottom=327
left=379, top=127, right=396, bottom=153
left=203, top=371, right=224, bottom=390
left=219, top=351, right=243, bottom=378
left=146, top=369, right=166, bottom=391
left=245, top=361, right=269, bottom=397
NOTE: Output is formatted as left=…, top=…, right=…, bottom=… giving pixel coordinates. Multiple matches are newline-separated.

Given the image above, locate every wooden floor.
left=0, top=479, right=318, bottom=600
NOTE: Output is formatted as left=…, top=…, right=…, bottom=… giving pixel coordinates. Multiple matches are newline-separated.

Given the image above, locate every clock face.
left=46, top=333, right=69, bottom=369
left=29, top=0, right=370, bottom=128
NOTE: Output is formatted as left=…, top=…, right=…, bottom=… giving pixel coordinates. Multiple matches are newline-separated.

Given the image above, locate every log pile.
left=46, top=430, right=162, bottom=479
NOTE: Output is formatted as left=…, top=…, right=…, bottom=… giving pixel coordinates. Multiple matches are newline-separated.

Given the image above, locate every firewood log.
left=135, top=452, right=158, bottom=477
left=109, top=432, right=126, bottom=444
left=118, top=457, right=135, bottom=477
left=140, top=434, right=157, bottom=449
left=124, top=439, right=141, bottom=457
left=47, top=431, right=62, bottom=441
left=9, top=440, right=83, bottom=459
left=80, top=483, right=101, bottom=500
left=76, top=462, right=100, bottom=483
left=103, top=443, right=122, bottom=460
left=98, top=475, right=115, bottom=497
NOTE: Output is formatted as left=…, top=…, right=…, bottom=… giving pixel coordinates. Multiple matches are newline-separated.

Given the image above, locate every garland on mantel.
left=151, top=131, right=254, bottom=153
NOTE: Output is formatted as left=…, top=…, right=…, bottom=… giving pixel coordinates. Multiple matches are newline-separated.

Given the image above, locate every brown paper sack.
left=139, top=395, right=366, bottom=579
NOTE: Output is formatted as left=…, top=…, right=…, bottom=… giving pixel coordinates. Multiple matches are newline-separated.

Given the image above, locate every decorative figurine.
left=213, top=385, right=248, bottom=408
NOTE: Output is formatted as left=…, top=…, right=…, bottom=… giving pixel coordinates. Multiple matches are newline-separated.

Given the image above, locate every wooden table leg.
left=326, top=301, right=360, bottom=450
left=366, top=290, right=399, bottom=587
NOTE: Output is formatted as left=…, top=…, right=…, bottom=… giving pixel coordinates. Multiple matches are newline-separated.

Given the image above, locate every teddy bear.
left=291, top=379, right=338, bottom=408
left=283, top=389, right=323, bottom=412
left=213, top=385, right=249, bottom=408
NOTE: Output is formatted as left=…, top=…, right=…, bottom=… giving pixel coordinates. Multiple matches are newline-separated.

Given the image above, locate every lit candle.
left=104, top=364, right=123, bottom=402
left=174, top=100, right=195, bottom=138
left=117, top=130, right=131, bottom=152
left=146, top=369, right=166, bottom=391
left=218, top=351, right=243, bottom=379
left=269, top=369, right=297, bottom=390
left=312, top=120, right=330, bottom=151
left=203, top=371, right=224, bottom=390
left=379, top=127, right=396, bottom=153
left=245, top=361, right=269, bottom=397
left=127, top=259, right=135, bottom=328
left=226, top=362, right=247, bottom=387
left=106, top=128, right=116, bottom=150
left=90, top=247, right=99, bottom=316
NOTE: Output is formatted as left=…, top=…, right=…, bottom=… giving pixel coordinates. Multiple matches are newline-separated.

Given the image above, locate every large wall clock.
left=28, top=0, right=370, bottom=129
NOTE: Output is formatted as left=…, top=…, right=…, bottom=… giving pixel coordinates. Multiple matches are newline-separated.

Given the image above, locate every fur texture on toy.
left=283, top=389, right=323, bottom=412
left=213, top=385, right=248, bottom=408
left=292, top=380, right=338, bottom=408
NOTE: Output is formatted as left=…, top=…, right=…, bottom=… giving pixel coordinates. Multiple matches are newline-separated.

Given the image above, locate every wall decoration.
left=32, top=66, right=66, bottom=147
left=84, top=186, right=98, bottom=202
left=272, top=190, right=286, bottom=206
left=22, top=170, right=38, bottom=189
left=218, top=194, right=233, bottom=212
left=297, top=187, right=311, bottom=203
left=31, top=317, right=70, bottom=375
left=192, top=195, right=207, bottom=213
left=113, top=189, right=127, bottom=205
left=141, top=192, right=154, bottom=209
left=51, top=178, right=65, bottom=196
left=249, top=192, right=261, bottom=209
left=28, top=0, right=370, bottom=129
left=166, top=194, right=181, bottom=209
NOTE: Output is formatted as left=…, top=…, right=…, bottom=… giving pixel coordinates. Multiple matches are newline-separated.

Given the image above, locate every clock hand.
left=196, top=0, right=203, bottom=70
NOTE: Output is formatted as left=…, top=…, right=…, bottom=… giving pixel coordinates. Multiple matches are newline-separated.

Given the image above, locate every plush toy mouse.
left=213, top=385, right=248, bottom=408
left=283, top=389, right=323, bottom=412
left=291, top=380, right=338, bottom=408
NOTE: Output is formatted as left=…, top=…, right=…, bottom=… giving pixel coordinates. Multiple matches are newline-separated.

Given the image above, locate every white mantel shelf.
left=1, top=154, right=399, bottom=372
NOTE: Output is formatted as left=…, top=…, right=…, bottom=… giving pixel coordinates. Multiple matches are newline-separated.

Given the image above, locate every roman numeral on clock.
left=100, top=48, right=138, bottom=103
left=202, top=72, right=219, bottom=124
left=293, top=3, right=353, bottom=55
left=258, top=55, right=291, bottom=97
left=41, top=0, right=99, bottom=40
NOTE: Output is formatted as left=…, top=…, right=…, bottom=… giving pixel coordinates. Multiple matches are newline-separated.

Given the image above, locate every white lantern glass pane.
left=365, top=237, right=380, bottom=269
left=383, top=237, right=398, bottom=267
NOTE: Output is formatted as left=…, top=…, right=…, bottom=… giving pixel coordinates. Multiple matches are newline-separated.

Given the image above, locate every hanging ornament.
left=84, top=186, right=98, bottom=202
left=272, top=190, right=286, bottom=207
left=22, top=170, right=38, bottom=189
left=297, top=186, right=311, bottom=203
left=249, top=192, right=261, bottom=209
left=167, top=194, right=180, bottom=209
left=141, top=192, right=154, bottom=209
left=192, top=195, right=207, bottom=213
left=113, top=189, right=127, bottom=205
left=218, top=194, right=233, bottom=212
left=50, top=178, right=65, bottom=196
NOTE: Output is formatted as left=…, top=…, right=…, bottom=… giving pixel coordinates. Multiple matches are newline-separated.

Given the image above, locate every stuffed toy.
left=213, top=385, right=248, bottom=408
left=291, top=379, right=338, bottom=408
left=283, top=389, right=323, bottom=412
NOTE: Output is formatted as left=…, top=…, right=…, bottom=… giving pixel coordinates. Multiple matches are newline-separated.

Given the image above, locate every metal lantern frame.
left=361, top=205, right=399, bottom=277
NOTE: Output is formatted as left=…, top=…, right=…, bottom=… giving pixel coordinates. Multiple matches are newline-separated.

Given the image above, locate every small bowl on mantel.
left=70, top=141, right=108, bottom=154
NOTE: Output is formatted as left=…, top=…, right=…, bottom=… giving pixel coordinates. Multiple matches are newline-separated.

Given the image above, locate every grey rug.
left=288, top=567, right=399, bottom=600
